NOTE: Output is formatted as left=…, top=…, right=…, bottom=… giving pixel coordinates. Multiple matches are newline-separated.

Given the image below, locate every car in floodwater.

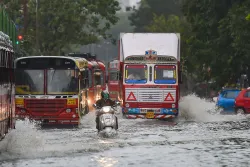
left=235, top=88, right=250, bottom=114
left=213, top=88, right=241, bottom=113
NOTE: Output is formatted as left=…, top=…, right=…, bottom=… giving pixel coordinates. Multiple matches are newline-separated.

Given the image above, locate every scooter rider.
left=95, top=90, right=115, bottom=129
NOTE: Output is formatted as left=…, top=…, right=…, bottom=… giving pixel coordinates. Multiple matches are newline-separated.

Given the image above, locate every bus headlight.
left=20, top=109, right=26, bottom=113
left=66, top=109, right=71, bottom=113
left=95, top=96, right=100, bottom=101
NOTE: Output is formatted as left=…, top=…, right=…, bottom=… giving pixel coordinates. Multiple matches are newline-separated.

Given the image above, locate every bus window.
left=94, top=71, right=102, bottom=86
left=80, top=71, right=89, bottom=89
left=88, top=69, right=92, bottom=87
left=100, top=71, right=104, bottom=86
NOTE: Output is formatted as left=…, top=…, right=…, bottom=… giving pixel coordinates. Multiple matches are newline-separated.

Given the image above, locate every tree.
left=129, top=0, right=182, bottom=32
left=182, top=0, right=250, bottom=86
left=246, top=14, right=250, bottom=21
left=1, top=0, right=120, bottom=55
left=145, top=14, right=193, bottom=71
left=217, top=0, right=250, bottom=82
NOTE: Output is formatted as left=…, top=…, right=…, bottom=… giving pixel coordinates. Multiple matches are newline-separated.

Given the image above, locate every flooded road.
left=1, top=95, right=250, bottom=167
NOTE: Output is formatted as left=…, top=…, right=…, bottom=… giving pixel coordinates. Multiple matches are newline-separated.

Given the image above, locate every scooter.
left=93, top=101, right=120, bottom=132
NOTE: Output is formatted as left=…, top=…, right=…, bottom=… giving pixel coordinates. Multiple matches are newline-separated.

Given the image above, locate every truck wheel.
left=236, top=108, right=245, bottom=115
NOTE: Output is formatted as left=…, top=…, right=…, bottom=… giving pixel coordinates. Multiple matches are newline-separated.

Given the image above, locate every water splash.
left=98, top=127, right=118, bottom=138
left=179, top=93, right=249, bottom=122
left=0, top=118, right=45, bottom=161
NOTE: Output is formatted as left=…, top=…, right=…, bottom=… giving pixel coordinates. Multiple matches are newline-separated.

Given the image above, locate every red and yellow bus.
left=14, top=56, right=89, bottom=126
left=0, top=32, right=15, bottom=140
left=68, top=53, right=106, bottom=110
left=107, top=59, right=121, bottom=101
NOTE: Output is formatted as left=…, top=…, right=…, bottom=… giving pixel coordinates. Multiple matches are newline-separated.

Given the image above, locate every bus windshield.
left=125, top=65, right=147, bottom=84
left=47, top=69, right=78, bottom=94
left=154, top=65, right=177, bottom=84
left=15, top=70, right=44, bottom=95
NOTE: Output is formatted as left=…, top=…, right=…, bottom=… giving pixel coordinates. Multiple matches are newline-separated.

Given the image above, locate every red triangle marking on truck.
left=127, top=92, right=137, bottom=101
left=164, top=92, right=174, bottom=101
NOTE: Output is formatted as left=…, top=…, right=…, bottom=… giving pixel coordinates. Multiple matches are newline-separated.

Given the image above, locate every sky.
left=118, top=0, right=141, bottom=12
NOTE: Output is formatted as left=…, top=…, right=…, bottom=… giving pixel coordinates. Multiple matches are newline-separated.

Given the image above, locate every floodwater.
left=1, top=94, right=250, bottom=167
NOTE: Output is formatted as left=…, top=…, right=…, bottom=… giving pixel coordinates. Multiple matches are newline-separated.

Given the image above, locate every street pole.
left=23, top=0, right=27, bottom=33
left=36, top=0, right=39, bottom=55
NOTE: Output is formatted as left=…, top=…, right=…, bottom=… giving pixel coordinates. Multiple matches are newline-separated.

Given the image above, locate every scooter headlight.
left=102, top=106, right=111, bottom=112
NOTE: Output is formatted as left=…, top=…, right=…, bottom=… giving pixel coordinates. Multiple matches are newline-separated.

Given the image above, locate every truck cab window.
left=154, top=65, right=177, bottom=84
left=125, top=65, right=147, bottom=84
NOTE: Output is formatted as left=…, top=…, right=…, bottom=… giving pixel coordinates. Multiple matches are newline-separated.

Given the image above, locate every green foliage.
left=246, top=14, right=250, bottom=21
left=182, top=0, right=250, bottom=86
left=2, top=0, right=120, bottom=55
left=145, top=14, right=194, bottom=72
left=129, top=0, right=182, bottom=32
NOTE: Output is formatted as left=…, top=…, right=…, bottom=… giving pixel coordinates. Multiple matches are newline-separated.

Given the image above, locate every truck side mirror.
left=106, top=76, right=108, bottom=83
left=119, top=73, right=122, bottom=80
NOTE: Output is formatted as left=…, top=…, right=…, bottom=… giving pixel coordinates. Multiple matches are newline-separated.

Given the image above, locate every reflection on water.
left=95, top=156, right=118, bottom=167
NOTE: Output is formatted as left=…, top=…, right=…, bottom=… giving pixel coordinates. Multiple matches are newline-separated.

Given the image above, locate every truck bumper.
left=16, top=114, right=80, bottom=125
left=122, top=108, right=178, bottom=119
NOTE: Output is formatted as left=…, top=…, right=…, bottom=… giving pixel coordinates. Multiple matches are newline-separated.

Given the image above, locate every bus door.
left=79, top=70, right=89, bottom=115
left=93, top=69, right=103, bottom=101
left=86, top=69, right=95, bottom=106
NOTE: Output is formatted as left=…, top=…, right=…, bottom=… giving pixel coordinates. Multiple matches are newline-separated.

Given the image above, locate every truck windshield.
left=125, top=65, right=147, bottom=84
left=109, top=71, right=119, bottom=81
left=47, top=69, right=78, bottom=94
left=154, top=65, right=177, bottom=84
left=15, top=70, right=44, bottom=95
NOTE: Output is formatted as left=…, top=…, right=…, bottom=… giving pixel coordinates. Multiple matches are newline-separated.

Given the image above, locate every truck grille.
left=25, top=99, right=66, bottom=112
left=125, top=88, right=176, bottom=103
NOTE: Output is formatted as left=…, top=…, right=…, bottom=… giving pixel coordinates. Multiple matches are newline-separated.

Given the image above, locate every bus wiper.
left=49, top=70, right=56, bottom=85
